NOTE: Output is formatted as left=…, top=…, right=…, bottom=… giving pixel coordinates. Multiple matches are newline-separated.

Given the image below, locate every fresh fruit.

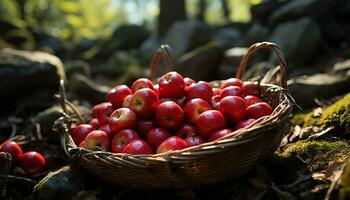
left=247, top=102, right=273, bottom=119
left=234, top=119, right=256, bottom=130
left=84, top=130, right=110, bottom=151
left=71, top=124, right=95, bottom=146
left=122, top=139, right=152, bottom=154
left=158, top=71, right=185, bottom=98
left=92, top=102, right=114, bottom=125
left=79, top=141, right=86, bottom=148
left=111, top=129, right=139, bottom=153
left=241, top=81, right=260, bottom=97
left=221, top=78, right=243, bottom=88
left=196, top=110, right=226, bottom=137
left=184, top=77, right=195, bottom=86
left=89, top=118, right=100, bottom=129
left=220, top=86, right=242, bottom=98
left=107, top=85, right=132, bottom=108
left=130, top=88, right=159, bottom=118
left=186, top=81, right=213, bottom=102
left=211, top=95, right=221, bottom=110
left=156, top=136, right=189, bottom=153
left=244, top=95, right=262, bottom=106
left=137, top=119, right=155, bottom=138
left=155, top=101, right=184, bottom=130
left=109, top=108, right=137, bottom=133
left=185, top=136, right=205, bottom=147
left=122, top=94, right=133, bottom=108
left=183, top=98, right=211, bottom=125
left=99, top=123, right=113, bottom=139
left=175, top=124, right=196, bottom=138
left=19, top=151, right=46, bottom=176
left=131, top=78, right=154, bottom=92
left=0, top=141, right=23, bottom=161
left=146, top=128, right=171, bottom=150
left=219, top=96, right=247, bottom=122
left=208, top=129, right=233, bottom=142
left=212, top=88, right=221, bottom=96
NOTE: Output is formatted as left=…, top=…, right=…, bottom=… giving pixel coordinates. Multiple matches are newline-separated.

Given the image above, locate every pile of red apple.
left=0, top=140, right=46, bottom=176
left=73, top=71, right=273, bottom=155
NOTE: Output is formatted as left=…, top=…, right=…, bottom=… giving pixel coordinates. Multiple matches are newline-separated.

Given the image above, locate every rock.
left=68, top=74, right=110, bottom=105
left=31, top=28, right=65, bottom=56
left=250, top=0, right=286, bottom=24
left=240, top=23, right=268, bottom=47
left=139, top=35, right=162, bottom=62
left=335, top=0, right=350, bottom=22
left=212, top=27, right=241, bottom=49
left=34, top=166, right=85, bottom=200
left=340, top=157, right=350, bottom=200
left=268, top=0, right=335, bottom=26
left=163, top=20, right=211, bottom=58
left=177, top=43, right=223, bottom=81
left=288, top=73, right=350, bottom=108
left=316, top=17, right=348, bottom=47
left=0, top=17, right=27, bottom=35
left=3, top=29, right=35, bottom=50
left=242, top=61, right=275, bottom=81
left=219, top=47, right=247, bottom=80
left=332, top=59, right=350, bottom=75
left=268, top=17, right=322, bottom=66
left=101, top=51, right=140, bottom=77
left=0, top=48, right=65, bottom=104
left=65, top=60, right=91, bottom=79
left=96, top=25, right=150, bottom=59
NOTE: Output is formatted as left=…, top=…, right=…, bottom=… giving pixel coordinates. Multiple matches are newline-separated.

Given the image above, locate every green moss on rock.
left=280, top=140, right=350, bottom=172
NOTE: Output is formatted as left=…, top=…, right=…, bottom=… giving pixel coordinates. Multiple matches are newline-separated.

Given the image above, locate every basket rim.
left=63, top=82, right=293, bottom=162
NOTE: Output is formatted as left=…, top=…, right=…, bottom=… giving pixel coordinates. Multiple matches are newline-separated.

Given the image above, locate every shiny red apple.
left=84, top=130, right=110, bottom=151
left=146, top=128, right=171, bottom=150
left=221, top=78, right=243, bottom=88
left=99, top=123, right=113, bottom=139
left=186, top=81, right=213, bottom=102
left=158, top=71, right=185, bottom=98
left=241, top=81, right=260, bottom=97
left=211, top=95, right=221, bottom=110
left=137, top=119, right=155, bottom=138
left=0, top=141, right=23, bottom=161
left=130, top=88, right=159, bottom=118
left=234, top=118, right=256, bottom=130
left=196, top=110, right=226, bottom=137
left=184, top=77, right=196, bottom=86
left=244, top=95, right=262, bottom=106
left=185, top=136, right=205, bottom=147
left=212, top=88, right=221, bottom=96
left=122, top=94, right=132, bottom=108
left=111, top=129, right=139, bottom=153
left=183, top=98, right=211, bottom=125
left=156, top=136, right=189, bottom=153
left=220, top=86, right=242, bottom=98
left=122, top=139, right=153, bottom=154
left=19, top=151, right=46, bottom=176
left=131, top=78, right=154, bottom=92
left=175, top=124, right=196, bottom=138
left=155, top=101, right=184, bottom=130
left=247, top=102, right=273, bottom=119
left=109, top=107, right=137, bottom=134
left=92, top=102, right=114, bottom=125
left=88, top=118, right=100, bottom=129
left=71, top=124, right=95, bottom=146
left=107, top=85, right=132, bottom=108
left=219, top=96, right=247, bottom=122
left=208, top=128, right=233, bottom=142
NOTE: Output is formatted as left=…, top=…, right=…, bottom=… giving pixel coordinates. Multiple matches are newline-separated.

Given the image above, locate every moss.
left=291, top=93, right=350, bottom=129
left=340, top=158, right=350, bottom=200
left=280, top=140, right=350, bottom=172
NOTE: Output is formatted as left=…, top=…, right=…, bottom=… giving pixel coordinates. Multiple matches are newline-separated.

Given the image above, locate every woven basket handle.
left=236, top=42, right=287, bottom=88
left=149, top=44, right=173, bottom=81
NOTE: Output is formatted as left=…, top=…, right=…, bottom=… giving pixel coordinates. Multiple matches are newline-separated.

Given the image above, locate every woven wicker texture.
left=58, top=42, right=294, bottom=189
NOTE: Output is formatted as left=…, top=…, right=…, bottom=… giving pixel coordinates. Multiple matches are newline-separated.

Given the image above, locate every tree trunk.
left=196, top=0, right=206, bottom=21
left=158, top=0, right=186, bottom=37
left=221, top=0, right=230, bottom=22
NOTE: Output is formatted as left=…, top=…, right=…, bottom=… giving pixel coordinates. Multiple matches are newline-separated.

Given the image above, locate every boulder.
left=34, top=166, right=85, bottom=200
left=268, top=17, right=322, bottom=66
left=65, top=60, right=91, bottom=78
left=240, top=23, right=268, bottom=47
left=288, top=73, right=350, bottom=108
left=0, top=48, right=65, bottom=104
left=250, top=0, right=286, bottom=24
left=212, top=27, right=241, bottom=49
left=219, top=47, right=248, bottom=80
left=139, top=35, right=162, bottom=62
left=177, top=43, right=223, bottom=81
left=163, top=20, right=211, bottom=58
left=269, top=0, right=335, bottom=26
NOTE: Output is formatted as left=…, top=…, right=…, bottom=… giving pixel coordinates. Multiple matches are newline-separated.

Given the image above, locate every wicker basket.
left=57, top=42, right=294, bottom=189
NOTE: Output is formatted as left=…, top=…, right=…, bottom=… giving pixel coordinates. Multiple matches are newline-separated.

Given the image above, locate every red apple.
left=155, top=101, right=184, bottom=130
left=220, top=86, right=242, bottom=98
left=88, top=118, right=100, bottom=129
left=184, top=77, right=196, bottom=86
left=185, top=136, right=205, bottom=147
left=122, top=94, right=132, bottom=108
left=219, top=96, right=247, bottom=122
left=158, top=71, right=185, bottom=98
left=146, top=128, right=171, bottom=150
left=241, top=81, right=260, bottom=97
left=153, top=84, right=159, bottom=94
left=247, top=102, right=273, bottom=119
left=99, top=123, right=113, bottom=139
left=186, top=81, right=213, bottom=102
left=208, top=129, right=233, bottom=142
left=131, top=78, right=154, bottom=92
left=130, top=88, right=159, bottom=118
left=122, top=139, right=152, bottom=154
left=183, top=98, right=211, bottom=125
left=71, top=124, right=95, bottom=146
left=109, top=108, right=137, bottom=133
left=175, top=124, right=196, bottom=138
left=221, top=78, right=243, bottom=88
left=84, top=130, right=110, bottom=151
left=137, top=119, right=155, bottom=138
left=211, top=95, right=221, bottom=110
left=244, top=95, right=262, bottom=106
left=156, top=136, right=189, bottom=153
left=79, top=141, right=85, bottom=148
left=111, top=129, right=139, bottom=153
left=19, top=151, right=46, bottom=176
left=107, top=85, right=132, bottom=108
left=234, top=119, right=256, bottom=130
left=92, top=102, right=114, bottom=125
left=0, top=141, right=23, bottom=161
left=196, top=110, right=226, bottom=137
left=212, top=88, right=221, bottom=96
